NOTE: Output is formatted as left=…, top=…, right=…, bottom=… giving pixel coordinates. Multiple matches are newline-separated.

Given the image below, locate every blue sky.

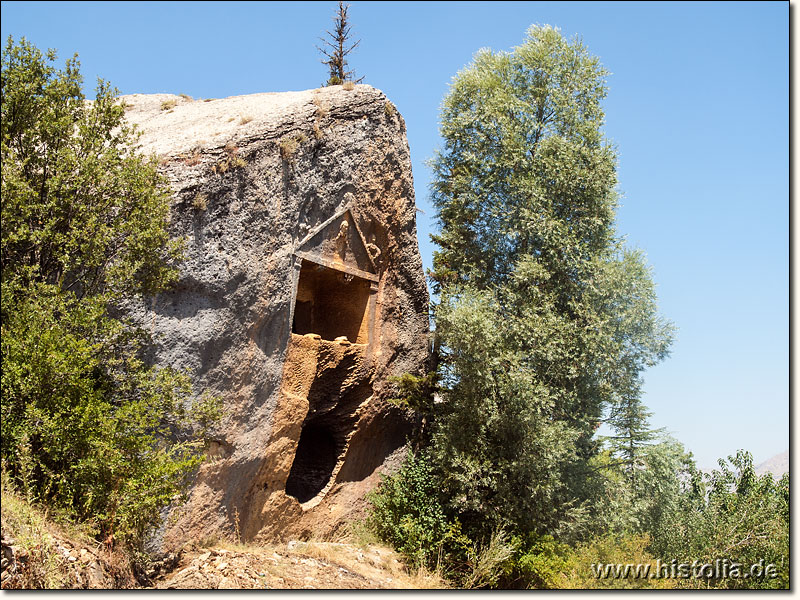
left=1, top=1, right=788, bottom=470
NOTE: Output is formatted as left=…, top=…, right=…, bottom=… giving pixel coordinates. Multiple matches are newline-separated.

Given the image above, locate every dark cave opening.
left=285, top=418, right=340, bottom=503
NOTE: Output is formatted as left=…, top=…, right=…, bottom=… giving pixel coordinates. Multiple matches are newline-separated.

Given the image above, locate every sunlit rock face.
left=121, top=85, right=429, bottom=548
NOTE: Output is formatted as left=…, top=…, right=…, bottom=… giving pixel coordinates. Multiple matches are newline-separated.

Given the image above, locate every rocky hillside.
left=1, top=487, right=140, bottom=589
left=755, top=450, right=789, bottom=477
left=1, top=487, right=444, bottom=589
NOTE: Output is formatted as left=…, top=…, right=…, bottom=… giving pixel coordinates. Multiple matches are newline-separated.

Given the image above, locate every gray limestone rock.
left=121, top=85, right=429, bottom=547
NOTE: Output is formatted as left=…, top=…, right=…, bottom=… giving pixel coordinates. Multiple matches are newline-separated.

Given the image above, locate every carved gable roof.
left=294, top=208, right=378, bottom=282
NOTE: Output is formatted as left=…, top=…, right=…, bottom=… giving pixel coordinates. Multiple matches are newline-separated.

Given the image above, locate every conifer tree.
left=318, top=1, right=364, bottom=86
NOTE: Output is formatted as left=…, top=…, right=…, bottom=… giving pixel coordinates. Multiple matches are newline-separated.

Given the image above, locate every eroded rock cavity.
left=268, top=209, right=380, bottom=512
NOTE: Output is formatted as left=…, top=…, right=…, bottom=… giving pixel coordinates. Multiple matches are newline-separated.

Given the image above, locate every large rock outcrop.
left=121, top=85, right=429, bottom=547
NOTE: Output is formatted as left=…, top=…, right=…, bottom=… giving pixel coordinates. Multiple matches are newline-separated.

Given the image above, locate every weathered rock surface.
left=120, top=85, right=429, bottom=549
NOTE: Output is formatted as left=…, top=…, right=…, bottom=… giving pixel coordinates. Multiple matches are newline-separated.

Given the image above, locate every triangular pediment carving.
left=294, top=208, right=378, bottom=282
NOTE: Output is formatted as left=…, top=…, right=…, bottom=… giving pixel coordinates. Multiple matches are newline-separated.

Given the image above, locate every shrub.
left=648, top=451, right=789, bottom=589
left=559, top=534, right=674, bottom=589
left=368, top=450, right=516, bottom=588
left=1, top=37, right=218, bottom=550
left=160, top=99, right=177, bottom=111
left=461, top=529, right=518, bottom=589
left=367, top=451, right=455, bottom=570
left=501, top=535, right=575, bottom=589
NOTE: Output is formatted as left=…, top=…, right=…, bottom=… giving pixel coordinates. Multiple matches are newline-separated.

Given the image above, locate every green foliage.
left=366, top=451, right=455, bottom=570
left=372, top=25, right=787, bottom=591
left=590, top=445, right=789, bottom=589
left=425, top=24, right=673, bottom=544
left=595, top=250, right=673, bottom=481
left=1, top=37, right=216, bottom=549
left=649, top=451, right=789, bottom=589
left=504, top=535, right=574, bottom=589
left=387, top=371, right=438, bottom=415
left=586, top=441, right=788, bottom=589
left=459, top=529, right=518, bottom=589
left=431, top=286, right=578, bottom=538
left=430, top=25, right=614, bottom=295
left=370, top=25, right=680, bottom=589
left=368, top=453, right=526, bottom=589
left=587, top=437, right=693, bottom=539
left=1, top=38, right=181, bottom=297
left=564, top=534, right=675, bottom=589
left=631, top=438, right=693, bottom=538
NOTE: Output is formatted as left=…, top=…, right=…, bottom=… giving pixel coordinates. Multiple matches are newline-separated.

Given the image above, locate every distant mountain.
left=755, top=450, right=789, bottom=477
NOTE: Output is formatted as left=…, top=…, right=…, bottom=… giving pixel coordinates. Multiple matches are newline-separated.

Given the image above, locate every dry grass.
left=1, top=486, right=71, bottom=588
left=342, top=81, right=355, bottom=91
left=0, top=475, right=136, bottom=590
left=182, top=149, right=202, bottom=166
left=384, top=101, right=396, bottom=118
left=292, top=541, right=448, bottom=589
left=312, top=96, right=329, bottom=118
left=212, top=143, right=247, bottom=174
left=239, top=115, right=253, bottom=125
left=279, top=133, right=308, bottom=162
left=461, top=530, right=517, bottom=589
left=179, top=93, right=193, bottom=101
left=160, top=99, right=177, bottom=111
left=311, top=97, right=329, bottom=140
left=192, top=193, right=208, bottom=211
left=174, top=530, right=448, bottom=590
left=349, top=518, right=382, bottom=549
left=213, top=156, right=246, bottom=174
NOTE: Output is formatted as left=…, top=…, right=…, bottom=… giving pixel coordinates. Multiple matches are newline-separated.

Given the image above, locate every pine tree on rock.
left=318, top=1, right=364, bottom=86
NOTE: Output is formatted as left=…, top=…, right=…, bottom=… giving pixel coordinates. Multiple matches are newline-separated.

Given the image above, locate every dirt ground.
left=2, top=487, right=445, bottom=590
left=152, top=541, right=446, bottom=589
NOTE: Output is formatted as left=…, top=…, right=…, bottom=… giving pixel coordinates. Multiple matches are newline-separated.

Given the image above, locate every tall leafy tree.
left=426, top=25, right=673, bottom=540
left=1, top=37, right=218, bottom=548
